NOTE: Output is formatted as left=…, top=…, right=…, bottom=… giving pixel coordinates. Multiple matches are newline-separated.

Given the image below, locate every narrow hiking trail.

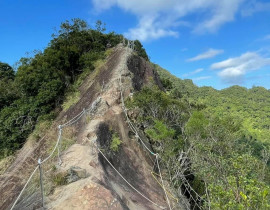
left=1, top=45, right=178, bottom=210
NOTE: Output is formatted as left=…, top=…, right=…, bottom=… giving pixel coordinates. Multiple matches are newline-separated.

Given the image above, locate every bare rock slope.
left=45, top=45, right=167, bottom=209
left=0, top=45, right=170, bottom=210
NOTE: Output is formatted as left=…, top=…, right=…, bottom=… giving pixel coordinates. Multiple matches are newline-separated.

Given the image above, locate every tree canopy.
left=126, top=64, right=270, bottom=209
left=0, top=19, right=147, bottom=158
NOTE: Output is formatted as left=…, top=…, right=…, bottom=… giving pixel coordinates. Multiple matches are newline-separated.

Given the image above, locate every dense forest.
left=155, top=65, right=270, bottom=143
left=0, top=18, right=269, bottom=209
left=126, top=64, right=270, bottom=208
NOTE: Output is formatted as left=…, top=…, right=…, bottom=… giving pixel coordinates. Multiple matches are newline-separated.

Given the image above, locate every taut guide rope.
left=119, top=43, right=172, bottom=210
left=10, top=104, right=95, bottom=210
left=10, top=42, right=176, bottom=210
left=92, top=140, right=166, bottom=209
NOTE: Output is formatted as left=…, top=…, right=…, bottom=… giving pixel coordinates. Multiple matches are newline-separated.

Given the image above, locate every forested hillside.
left=0, top=17, right=269, bottom=209
left=127, top=64, right=270, bottom=209
left=155, top=64, right=270, bottom=144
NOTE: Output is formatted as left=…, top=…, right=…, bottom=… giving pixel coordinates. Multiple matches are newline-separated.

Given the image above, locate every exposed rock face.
left=127, top=55, right=164, bottom=91
left=0, top=45, right=173, bottom=210
left=66, top=166, right=89, bottom=184
left=50, top=181, right=124, bottom=210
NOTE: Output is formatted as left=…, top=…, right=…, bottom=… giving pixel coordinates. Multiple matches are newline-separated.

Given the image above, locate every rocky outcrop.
left=66, top=166, right=89, bottom=184
left=127, top=55, right=164, bottom=91
left=1, top=45, right=173, bottom=210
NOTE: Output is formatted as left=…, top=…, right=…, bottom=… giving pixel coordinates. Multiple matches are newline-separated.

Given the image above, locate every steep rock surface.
left=0, top=45, right=170, bottom=210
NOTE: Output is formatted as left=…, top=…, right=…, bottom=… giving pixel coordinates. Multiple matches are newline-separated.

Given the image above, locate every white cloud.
left=92, top=0, right=116, bottom=11
left=241, top=0, right=270, bottom=16
left=193, top=76, right=212, bottom=81
left=211, top=52, right=270, bottom=84
left=263, top=34, right=270, bottom=40
left=182, top=68, right=204, bottom=77
left=193, top=1, right=245, bottom=33
left=257, top=34, right=270, bottom=42
left=92, top=0, right=245, bottom=41
left=187, top=49, right=224, bottom=62
left=124, top=15, right=179, bottom=41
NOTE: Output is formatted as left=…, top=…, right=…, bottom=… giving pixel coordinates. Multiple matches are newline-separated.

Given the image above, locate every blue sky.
left=1, top=0, right=270, bottom=90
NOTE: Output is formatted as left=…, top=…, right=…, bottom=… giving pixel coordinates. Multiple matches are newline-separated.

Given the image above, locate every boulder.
left=66, top=166, right=89, bottom=184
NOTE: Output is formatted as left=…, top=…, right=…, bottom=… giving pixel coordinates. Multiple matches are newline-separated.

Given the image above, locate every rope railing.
left=150, top=171, right=179, bottom=202
left=9, top=42, right=166, bottom=210
left=41, top=126, right=62, bottom=165
left=119, top=43, right=204, bottom=210
left=92, top=140, right=165, bottom=209
left=61, top=109, right=85, bottom=128
left=9, top=42, right=203, bottom=210
left=119, top=43, right=172, bottom=210
left=156, top=154, right=172, bottom=210
left=9, top=166, right=39, bottom=210
left=10, top=102, right=96, bottom=210
left=60, top=110, right=85, bottom=127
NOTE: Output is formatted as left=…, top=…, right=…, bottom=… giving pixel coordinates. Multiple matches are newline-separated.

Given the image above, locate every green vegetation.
left=1, top=16, right=268, bottom=208
left=0, top=155, right=15, bottom=175
left=133, top=40, right=149, bottom=61
left=62, top=90, right=80, bottom=111
left=52, top=171, right=68, bottom=186
left=0, top=19, right=146, bottom=158
left=127, top=64, right=270, bottom=209
left=28, top=120, right=52, bottom=142
left=146, top=120, right=175, bottom=143
left=154, top=64, right=270, bottom=143
left=0, top=17, right=148, bottom=159
left=110, top=133, right=122, bottom=152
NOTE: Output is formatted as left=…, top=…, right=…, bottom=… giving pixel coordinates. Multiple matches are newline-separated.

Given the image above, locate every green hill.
left=126, top=63, right=270, bottom=209
left=0, top=18, right=269, bottom=209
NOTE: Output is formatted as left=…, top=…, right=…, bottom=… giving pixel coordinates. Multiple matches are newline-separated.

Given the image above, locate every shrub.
left=52, top=172, right=68, bottom=186
left=110, top=133, right=122, bottom=152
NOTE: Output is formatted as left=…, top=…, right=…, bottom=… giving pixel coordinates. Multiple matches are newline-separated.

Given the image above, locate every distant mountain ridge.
left=154, top=63, right=270, bottom=143
left=0, top=18, right=269, bottom=210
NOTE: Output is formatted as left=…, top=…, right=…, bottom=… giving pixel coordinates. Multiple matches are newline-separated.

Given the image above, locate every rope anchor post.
left=38, top=158, right=45, bottom=209
left=57, top=125, right=63, bottom=166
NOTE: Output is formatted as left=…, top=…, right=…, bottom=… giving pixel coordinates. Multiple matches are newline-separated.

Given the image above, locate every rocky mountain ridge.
left=0, top=44, right=178, bottom=210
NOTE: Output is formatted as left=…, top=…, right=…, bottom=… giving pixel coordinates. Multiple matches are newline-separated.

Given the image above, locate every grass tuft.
left=110, top=133, right=122, bottom=152
left=62, top=91, right=80, bottom=111
left=52, top=171, right=68, bottom=186
left=0, top=155, right=15, bottom=175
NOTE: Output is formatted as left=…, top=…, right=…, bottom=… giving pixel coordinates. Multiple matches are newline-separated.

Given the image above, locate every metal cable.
left=61, top=110, right=85, bottom=128
left=10, top=166, right=39, bottom=210
left=10, top=43, right=185, bottom=210
left=119, top=49, right=156, bottom=156
left=93, top=141, right=165, bottom=209
left=11, top=107, right=89, bottom=209
left=61, top=110, right=85, bottom=127
left=156, top=155, right=172, bottom=210
left=119, top=45, right=172, bottom=209
left=41, top=127, right=62, bottom=164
